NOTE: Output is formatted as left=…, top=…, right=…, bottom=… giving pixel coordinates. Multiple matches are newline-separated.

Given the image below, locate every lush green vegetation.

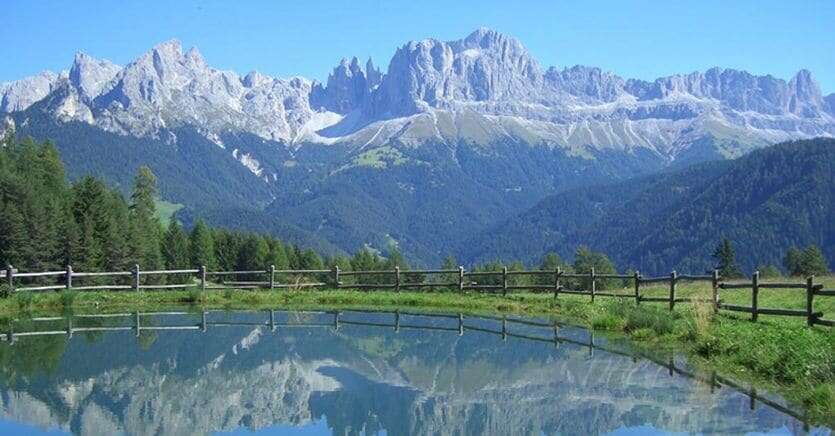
left=0, top=136, right=341, bottom=277
left=465, top=138, right=835, bottom=275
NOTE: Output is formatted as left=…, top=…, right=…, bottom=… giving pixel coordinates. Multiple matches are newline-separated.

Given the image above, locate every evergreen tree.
left=0, top=202, right=27, bottom=267
left=573, top=246, right=617, bottom=289
left=440, top=255, right=458, bottom=287
left=267, top=239, right=289, bottom=270
left=536, top=252, right=564, bottom=286
left=236, top=234, right=270, bottom=272
left=299, top=248, right=323, bottom=270
left=712, top=239, right=743, bottom=278
left=162, top=220, right=190, bottom=283
left=799, top=245, right=829, bottom=276
left=784, top=247, right=803, bottom=276
left=189, top=219, right=216, bottom=270
left=128, top=167, right=163, bottom=275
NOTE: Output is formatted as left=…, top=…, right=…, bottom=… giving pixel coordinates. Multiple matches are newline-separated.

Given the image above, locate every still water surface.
left=0, top=309, right=827, bottom=435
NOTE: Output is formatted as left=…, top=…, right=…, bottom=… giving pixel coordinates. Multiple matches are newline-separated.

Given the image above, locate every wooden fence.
left=2, top=263, right=832, bottom=327
left=0, top=308, right=812, bottom=429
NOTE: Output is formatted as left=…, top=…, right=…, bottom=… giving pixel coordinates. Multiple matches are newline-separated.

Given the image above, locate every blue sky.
left=3, top=1, right=834, bottom=92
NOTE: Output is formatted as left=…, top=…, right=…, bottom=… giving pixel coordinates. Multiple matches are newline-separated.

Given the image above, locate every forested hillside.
left=463, top=138, right=835, bottom=275
left=0, top=135, right=351, bottom=275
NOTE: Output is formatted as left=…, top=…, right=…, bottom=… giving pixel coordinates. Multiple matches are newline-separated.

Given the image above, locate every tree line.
left=0, top=137, right=829, bottom=288
left=0, top=138, right=383, bottom=282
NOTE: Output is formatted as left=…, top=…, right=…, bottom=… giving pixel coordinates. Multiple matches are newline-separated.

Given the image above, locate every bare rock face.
left=311, top=56, right=382, bottom=113
left=1, top=28, right=833, bottom=159
left=68, top=52, right=121, bottom=101
left=0, top=70, right=63, bottom=112
left=370, top=28, right=545, bottom=118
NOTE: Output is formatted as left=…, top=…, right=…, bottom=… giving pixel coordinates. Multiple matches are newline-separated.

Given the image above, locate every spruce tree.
left=267, top=239, right=289, bottom=270
left=573, top=246, right=617, bottom=289
left=162, top=220, right=191, bottom=283
left=189, top=219, right=216, bottom=270
left=784, top=247, right=803, bottom=276
left=129, top=166, right=163, bottom=272
left=799, top=245, right=829, bottom=276
left=712, top=239, right=743, bottom=278
left=537, top=252, right=564, bottom=285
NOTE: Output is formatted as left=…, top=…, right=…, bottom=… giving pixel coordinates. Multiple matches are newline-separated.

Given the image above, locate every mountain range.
left=2, top=28, right=834, bottom=269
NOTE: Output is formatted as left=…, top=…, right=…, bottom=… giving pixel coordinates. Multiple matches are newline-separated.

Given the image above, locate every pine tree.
left=573, top=246, right=617, bottom=289
left=162, top=220, right=190, bottom=283
left=0, top=202, right=28, bottom=267
left=299, top=248, right=323, bottom=270
left=712, top=239, right=743, bottom=278
left=799, top=245, right=829, bottom=276
left=189, top=219, right=216, bottom=270
left=129, top=166, right=162, bottom=273
left=537, top=252, right=564, bottom=285
left=784, top=247, right=803, bottom=276
left=440, top=255, right=459, bottom=287
left=236, top=234, right=270, bottom=272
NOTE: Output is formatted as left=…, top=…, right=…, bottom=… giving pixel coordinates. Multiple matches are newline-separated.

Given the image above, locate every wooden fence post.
left=394, top=310, right=400, bottom=332
left=200, top=265, right=207, bottom=292
left=712, top=269, right=720, bottom=313
left=458, top=266, right=464, bottom=293
left=202, top=311, right=208, bottom=332
left=502, top=266, right=508, bottom=296
left=458, top=313, right=464, bottom=336
left=669, top=271, right=677, bottom=311
left=333, top=265, right=340, bottom=289
left=132, top=264, right=140, bottom=291
left=806, top=276, right=815, bottom=327
left=554, top=267, right=561, bottom=300
left=751, top=270, right=759, bottom=322
left=269, top=265, right=275, bottom=291
left=634, top=270, right=640, bottom=305
left=65, top=265, right=73, bottom=291
left=589, top=267, right=596, bottom=302
left=395, top=266, right=401, bottom=293
left=5, top=265, right=13, bottom=294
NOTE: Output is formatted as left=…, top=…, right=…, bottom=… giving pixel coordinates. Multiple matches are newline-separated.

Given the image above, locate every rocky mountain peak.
left=69, top=52, right=121, bottom=100
left=0, top=29, right=832, bottom=154
left=371, top=27, right=544, bottom=118
left=788, top=69, right=824, bottom=116
left=311, top=55, right=381, bottom=113
left=0, top=70, right=63, bottom=113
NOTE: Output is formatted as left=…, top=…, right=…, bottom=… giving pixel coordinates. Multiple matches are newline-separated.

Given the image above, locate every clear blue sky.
left=3, top=1, right=834, bottom=93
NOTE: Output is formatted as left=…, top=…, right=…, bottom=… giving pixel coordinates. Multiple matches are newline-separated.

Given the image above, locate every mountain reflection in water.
left=0, top=309, right=826, bottom=435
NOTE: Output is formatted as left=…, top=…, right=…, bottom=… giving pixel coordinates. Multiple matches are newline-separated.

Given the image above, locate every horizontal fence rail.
left=0, top=308, right=812, bottom=429
left=1, top=263, right=830, bottom=327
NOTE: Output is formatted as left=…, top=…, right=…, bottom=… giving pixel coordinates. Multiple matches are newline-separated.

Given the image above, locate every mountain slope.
left=2, top=29, right=834, bottom=264
left=463, top=138, right=835, bottom=274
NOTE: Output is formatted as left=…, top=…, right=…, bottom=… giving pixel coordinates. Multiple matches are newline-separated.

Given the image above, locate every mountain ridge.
left=3, top=28, right=833, bottom=162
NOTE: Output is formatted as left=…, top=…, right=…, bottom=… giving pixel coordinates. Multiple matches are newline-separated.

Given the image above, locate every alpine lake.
left=0, top=309, right=827, bottom=435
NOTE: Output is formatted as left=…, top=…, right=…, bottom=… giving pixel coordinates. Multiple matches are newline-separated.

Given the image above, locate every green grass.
left=0, top=278, right=832, bottom=425
left=154, top=199, right=184, bottom=224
